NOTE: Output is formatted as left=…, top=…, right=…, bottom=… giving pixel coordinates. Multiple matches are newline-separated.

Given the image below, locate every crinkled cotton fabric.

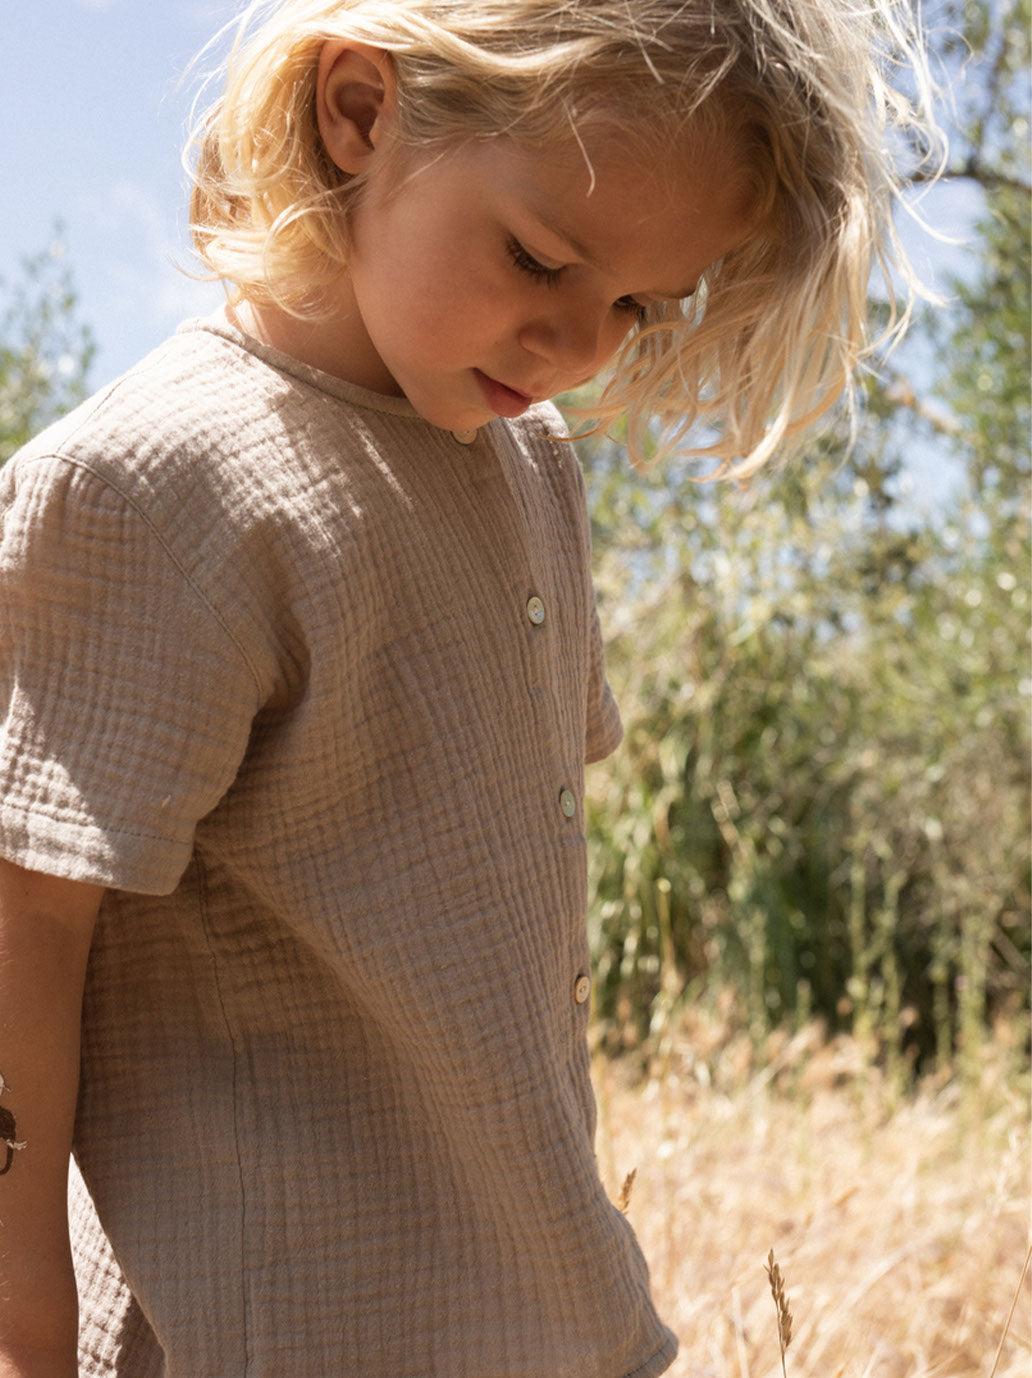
left=0, top=315, right=677, bottom=1378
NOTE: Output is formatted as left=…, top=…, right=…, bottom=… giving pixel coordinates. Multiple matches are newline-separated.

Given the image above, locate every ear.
left=316, top=41, right=397, bottom=175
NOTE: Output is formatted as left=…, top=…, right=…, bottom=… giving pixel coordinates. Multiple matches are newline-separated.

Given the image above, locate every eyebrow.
left=530, top=208, right=698, bottom=301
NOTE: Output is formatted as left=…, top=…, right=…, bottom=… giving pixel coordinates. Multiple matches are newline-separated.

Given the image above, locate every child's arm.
left=0, top=858, right=102, bottom=1378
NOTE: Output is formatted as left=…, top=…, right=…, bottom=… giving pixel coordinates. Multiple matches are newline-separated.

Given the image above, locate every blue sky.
left=3, top=0, right=984, bottom=401
left=2, top=0, right=237, bottom=386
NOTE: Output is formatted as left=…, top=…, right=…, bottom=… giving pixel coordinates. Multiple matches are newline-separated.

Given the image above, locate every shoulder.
left=511, top=398, right=573, bottom=452
left=2, top=321, right=372, bottom=703
left=4, top=318, right=386, bottom=576
left=520, top=398, right=568, bottom=436
left=504, top=400, right=587, bottom=495
left=502, top=401, right=594, bottom=549
left=11, top=320, right=312, bottom=499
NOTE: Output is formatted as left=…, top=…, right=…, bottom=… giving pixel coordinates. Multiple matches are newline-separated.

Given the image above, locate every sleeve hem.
left=0, top=803, right=191, bottom=896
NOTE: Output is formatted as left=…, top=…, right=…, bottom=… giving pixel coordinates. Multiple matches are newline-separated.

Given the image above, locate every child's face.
left=335, top=132, right=752, bottom=431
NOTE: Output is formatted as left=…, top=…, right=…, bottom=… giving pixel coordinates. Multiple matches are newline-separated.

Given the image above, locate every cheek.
left=352, top=189, right=512, bottom=351
left=407, top=249, right=504, bottom=344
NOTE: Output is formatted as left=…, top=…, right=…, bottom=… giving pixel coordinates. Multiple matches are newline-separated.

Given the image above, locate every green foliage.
left=577, top=1, right=1031, bottom=1079
left=581, top=417, right=1029, bottom=1077
left=0, top=235, right=95, bottom=465
left=934, top=183, right=1030, bottom=500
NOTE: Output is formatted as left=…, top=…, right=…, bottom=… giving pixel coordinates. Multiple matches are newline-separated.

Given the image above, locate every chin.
left=411, top=398, right=492, bottom=434
left=394, top=372, right=491, bottom=434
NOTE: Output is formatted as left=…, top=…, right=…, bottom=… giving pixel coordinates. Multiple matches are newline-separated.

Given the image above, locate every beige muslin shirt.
left=0, top=315, right=677, bottom=1378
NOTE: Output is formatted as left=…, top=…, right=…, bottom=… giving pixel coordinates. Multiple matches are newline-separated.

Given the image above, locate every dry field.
left=593, top=1016, right=1031, bottom=1378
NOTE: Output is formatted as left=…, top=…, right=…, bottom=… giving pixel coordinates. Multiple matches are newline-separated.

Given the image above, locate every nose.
left=517, top=304, right=624, bottom=386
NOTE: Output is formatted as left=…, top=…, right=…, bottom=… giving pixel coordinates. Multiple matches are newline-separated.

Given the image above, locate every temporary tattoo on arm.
left=0, top=1073, right=27, bottom=1176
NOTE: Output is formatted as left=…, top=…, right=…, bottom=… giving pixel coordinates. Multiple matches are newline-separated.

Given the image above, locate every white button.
left=452, top=429, right=478, bottom=445
left=526, top=596, right=546, bottom=626
left=574, top=974, right=591, bottom=1005
left=559, top=788, right=576, bottom=819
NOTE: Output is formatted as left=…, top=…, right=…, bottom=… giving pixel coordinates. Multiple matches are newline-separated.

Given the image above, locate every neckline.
left=180, top=309, right=425, bottom=421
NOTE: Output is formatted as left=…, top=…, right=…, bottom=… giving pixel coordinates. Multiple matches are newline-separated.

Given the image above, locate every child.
left=0, top=2, right=936, bottom=1374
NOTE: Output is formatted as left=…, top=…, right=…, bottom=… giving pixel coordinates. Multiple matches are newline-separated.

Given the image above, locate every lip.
left=473, top=369, right=536, bottom=419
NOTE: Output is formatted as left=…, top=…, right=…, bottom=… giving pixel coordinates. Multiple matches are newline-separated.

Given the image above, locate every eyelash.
left=507, top=237, right=562, bottom=288
left=506, top=237, right=648, bottom=323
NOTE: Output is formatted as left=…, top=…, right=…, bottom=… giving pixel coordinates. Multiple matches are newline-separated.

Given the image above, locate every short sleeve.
left=584, top=599, right=622, bottom=765
left=0, top=456, right=261, bottom=894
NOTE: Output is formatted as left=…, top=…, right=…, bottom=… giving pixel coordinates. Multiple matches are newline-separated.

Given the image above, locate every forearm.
left=0, top=1329, right=79, bottom=1378
left=0, top=1228, right=78, bottom=1377
left=0, top=858, right=101, bottom=1378
left=0, top=1143, right=80, bottom=1372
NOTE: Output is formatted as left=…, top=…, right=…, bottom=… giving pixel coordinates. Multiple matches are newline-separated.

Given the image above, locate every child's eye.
left=507, top=238, right=647, bottom=325
left=507, top=238, right=563, bottom=288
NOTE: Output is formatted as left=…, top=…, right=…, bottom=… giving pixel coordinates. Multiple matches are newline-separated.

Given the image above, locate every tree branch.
left=881, top=374, right=968, bottom=440
left=907, top=156, right=1032, bottom=197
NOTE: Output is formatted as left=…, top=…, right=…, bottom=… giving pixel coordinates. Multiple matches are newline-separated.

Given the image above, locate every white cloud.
left=74, top=178, right=223, bottom=376
left=98, top=180, right=219, bottom=317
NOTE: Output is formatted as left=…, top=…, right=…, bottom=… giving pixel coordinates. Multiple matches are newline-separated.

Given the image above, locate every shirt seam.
left=13, top=451, right=265, bottom=700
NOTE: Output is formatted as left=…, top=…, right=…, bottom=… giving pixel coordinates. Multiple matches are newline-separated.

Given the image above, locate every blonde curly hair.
left=187, top=0, right=942, bottom=476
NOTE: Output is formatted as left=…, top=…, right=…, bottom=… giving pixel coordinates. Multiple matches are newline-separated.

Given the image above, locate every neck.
left=227, top=297, right=401, bottom=397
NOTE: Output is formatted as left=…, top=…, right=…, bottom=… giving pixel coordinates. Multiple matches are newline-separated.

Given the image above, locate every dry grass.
left=764, top=1250, right=793, bottom=1376
left=593, top=1014, right=1031, bottom=1377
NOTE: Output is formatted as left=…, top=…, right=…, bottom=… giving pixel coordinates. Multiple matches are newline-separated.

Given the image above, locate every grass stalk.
left=989, top=1240, right=1032, bottom=1378
left=766, top=1249, right=794, bottom=1378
